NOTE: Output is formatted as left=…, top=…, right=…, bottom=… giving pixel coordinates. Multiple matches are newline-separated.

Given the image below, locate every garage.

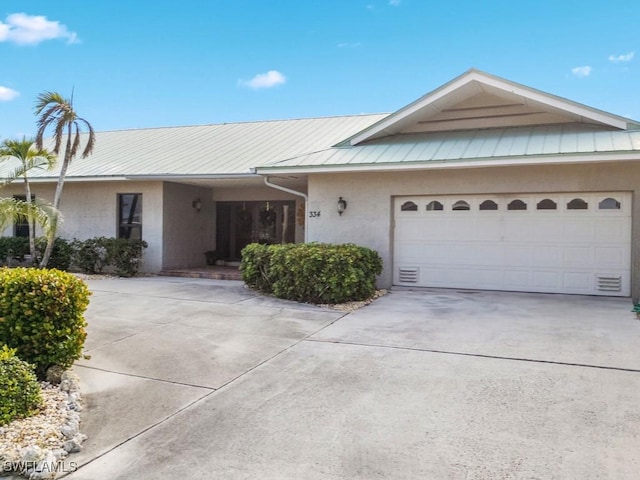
left=393, top=193, right=631, bottom=296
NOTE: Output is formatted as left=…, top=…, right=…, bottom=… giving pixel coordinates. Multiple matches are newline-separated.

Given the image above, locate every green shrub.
left=0, top=345, right=43, bottom=425
left=105, top=238, right=148, bottom=277
left=0, top=268, right=91, bottom=378
left=241, top=243, right=383, bottom=304
left=70, top=237, right=148, bottom=276
left=35, top=237, right=73, bottom=271
left=240, top=243, right=278, bottom=292
left=70, top=237, right=110, bottom=273
left=0, top=237, right=30, bottom=265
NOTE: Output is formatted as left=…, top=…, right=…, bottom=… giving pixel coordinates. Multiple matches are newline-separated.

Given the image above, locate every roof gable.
left=347, top=69, right=639, bottom=145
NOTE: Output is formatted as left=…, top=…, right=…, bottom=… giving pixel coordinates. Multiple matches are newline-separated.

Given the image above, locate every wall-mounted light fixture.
left=192, top=198, right=202, bottom=212
left=337, top=197, right=347, bottom=216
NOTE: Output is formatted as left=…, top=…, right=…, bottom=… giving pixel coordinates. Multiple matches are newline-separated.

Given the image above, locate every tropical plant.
left=0, top=197, right=58, bottom=258
left=34, top=91, right=95, bottom=267
left=0, top=138, right=57, bottom=262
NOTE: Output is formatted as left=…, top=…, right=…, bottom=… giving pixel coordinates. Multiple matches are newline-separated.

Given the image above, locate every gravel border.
left=1, top=371, right=86, bottom=479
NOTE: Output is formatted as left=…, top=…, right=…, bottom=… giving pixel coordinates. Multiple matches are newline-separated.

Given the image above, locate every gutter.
left=261, top=176, right=308, bottom=243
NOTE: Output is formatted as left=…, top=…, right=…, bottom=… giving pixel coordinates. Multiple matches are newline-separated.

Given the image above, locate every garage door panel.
left=563, top=272, right=592, bottom=291
left=503, top=218, right=534, bottom=241
left=563, top=222, right=595, bottom=242
left=532, top=246, right=564, bottom=267
left=563, top=247, right=594, bottom=267
left=532, top=271, right=560, bottom=289
left=504, top=270, right=532, bottom=288
left=595, top=221, right=629, bottom=242
left=531, top=219, right=565, bottom=242
left=475, top=218, right=502, bottom=241
left=595, top=247, right=628, bottom=269
left=394, top=192, right=631, bottom=296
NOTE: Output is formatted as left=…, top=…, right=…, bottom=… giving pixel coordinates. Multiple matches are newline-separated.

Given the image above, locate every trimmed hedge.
left=0, top=268, right=91, bottom=378
left=0, top=345, right=43, bottom=425
left=241, top=243, right=383, bottom=304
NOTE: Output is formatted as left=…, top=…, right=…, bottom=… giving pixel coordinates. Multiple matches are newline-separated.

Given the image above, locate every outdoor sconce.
left=192, top=198, right=202, bottom=212
left=337, top=197, right=347, bottom=216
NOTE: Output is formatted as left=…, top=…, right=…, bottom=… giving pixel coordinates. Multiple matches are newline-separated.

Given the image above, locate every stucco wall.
left=1, top=181, right=164, bottom=272
left=307, top=161, right=640, bottom=298
left=162, top=182, right=215, bottom=269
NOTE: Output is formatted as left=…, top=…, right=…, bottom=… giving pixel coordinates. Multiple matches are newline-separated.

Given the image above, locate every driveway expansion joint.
left=74, top=364, right=217, bottom=390
left=305, top=338, right=640, bottom=374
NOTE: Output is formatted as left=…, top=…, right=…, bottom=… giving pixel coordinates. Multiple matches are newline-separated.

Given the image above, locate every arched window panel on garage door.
left=507, top=199, right=527, bottom=211
left=599, top=197, right=621, bottom=210
left=567, top=198, right=588, bottom=210
left=536, top=198, right=557, bottom=210
left=400, top=201, right=418, bottom=211
left=452, top=200, right=470, bottom=211
left=426, top=200, right=444, bottom=211
left=479, top=200, right=498, bottom=211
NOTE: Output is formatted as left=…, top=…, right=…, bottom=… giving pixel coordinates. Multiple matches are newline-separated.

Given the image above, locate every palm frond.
left=34, top=91, right=68, bottom=115
left=0, top=197, right=60, bottom=236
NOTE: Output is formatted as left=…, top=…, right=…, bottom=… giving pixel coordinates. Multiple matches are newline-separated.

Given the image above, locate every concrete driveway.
left=64, top=278, right=640, bottom=479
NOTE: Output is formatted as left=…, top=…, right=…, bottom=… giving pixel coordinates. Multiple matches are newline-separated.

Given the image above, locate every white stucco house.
left=3, top=69, right=640, bottom=299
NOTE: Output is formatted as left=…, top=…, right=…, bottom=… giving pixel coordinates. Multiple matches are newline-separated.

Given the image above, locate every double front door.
left=216, top=201, right=296, bottom=260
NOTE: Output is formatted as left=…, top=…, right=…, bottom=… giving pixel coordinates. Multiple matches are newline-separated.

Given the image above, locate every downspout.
left=262, top=176, right=308, bottom=243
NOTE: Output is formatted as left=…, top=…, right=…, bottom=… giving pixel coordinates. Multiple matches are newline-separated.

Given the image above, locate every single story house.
left=3, top=69, right=640, bottom=298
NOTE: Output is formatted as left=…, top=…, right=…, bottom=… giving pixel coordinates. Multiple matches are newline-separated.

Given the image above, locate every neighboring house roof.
left=1, top=114, right=387, bottom=181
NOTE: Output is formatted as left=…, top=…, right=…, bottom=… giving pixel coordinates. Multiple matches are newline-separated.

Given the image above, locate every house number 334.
left=309, top=211, right=321, bottom=218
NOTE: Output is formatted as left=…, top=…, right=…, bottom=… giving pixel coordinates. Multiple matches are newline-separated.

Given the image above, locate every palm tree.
left=0, top=198, right=60, bottom=257
left=0, top=138, right=57, bottom=262
left=34, top=91, right=95, bottom=267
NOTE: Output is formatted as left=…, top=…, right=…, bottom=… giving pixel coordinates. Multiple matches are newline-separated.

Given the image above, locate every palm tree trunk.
left=23, top=174, right=36, bottom=265
left=39, top=130, right=73, bottom=268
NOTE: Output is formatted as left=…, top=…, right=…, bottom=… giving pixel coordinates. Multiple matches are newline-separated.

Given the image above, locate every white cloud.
left=389, top=0, right=401, bottom=5
left=0, top=13, right=79, bottom=46
left=609, top=52, right=634, bottom=63
left=338, top=42, right=361, bottom=48
left=0, top=86, right=19, bottom=101
left=571, top=66, right=592, bottom=78
left=239, top=70, right=287, bottom=89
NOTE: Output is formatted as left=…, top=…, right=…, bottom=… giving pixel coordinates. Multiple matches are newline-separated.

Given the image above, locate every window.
left=13, top=195, right=34, bottom=238
left=567, top=198, right=588, bottom=210
left=598, top=197, right=621, bottom=210
left=507, top=199, right=527, bottom=211
left=401, top=201, right=418, bottom=211
left=426, top=200, right=444, bottom=211
left=536, top=199, right=557, bottom=210
left=118, top=193, right=142, bottom=239
left=452, top=200, right=470, bottom=211
left=479, top=200, right=498, bottom=211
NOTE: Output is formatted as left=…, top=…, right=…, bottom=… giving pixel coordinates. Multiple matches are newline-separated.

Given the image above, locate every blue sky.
left=1, top=1, right=639, bottom=138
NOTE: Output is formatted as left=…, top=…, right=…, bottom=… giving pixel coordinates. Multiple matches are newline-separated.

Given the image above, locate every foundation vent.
left=398, top=267, right=419, bottom=283
left=596, top=275, right=622, bottom=292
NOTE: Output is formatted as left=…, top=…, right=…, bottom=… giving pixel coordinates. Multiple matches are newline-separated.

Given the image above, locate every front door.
left=216, top=201, right=296, bottom=260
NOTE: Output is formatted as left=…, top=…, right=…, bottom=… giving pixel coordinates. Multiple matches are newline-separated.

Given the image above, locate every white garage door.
left=393, top=193, right=631, bottom=296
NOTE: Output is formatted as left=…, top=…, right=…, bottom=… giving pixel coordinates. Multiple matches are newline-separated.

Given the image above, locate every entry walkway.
left=159, top=265, right=242, bottom=280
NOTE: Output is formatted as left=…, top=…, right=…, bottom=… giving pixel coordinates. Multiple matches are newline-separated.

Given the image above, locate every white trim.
left=349, top=69, right=633, bottom=146
left=256, top=152, right=640, bottom=175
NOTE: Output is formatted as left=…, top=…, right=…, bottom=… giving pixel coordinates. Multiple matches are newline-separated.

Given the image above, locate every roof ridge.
left=94, top=113, right=390, bottom=134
